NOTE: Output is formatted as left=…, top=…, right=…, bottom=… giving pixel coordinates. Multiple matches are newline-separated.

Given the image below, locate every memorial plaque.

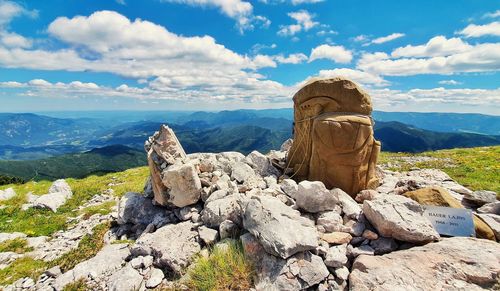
left=423, top=206, right=475, bottom=237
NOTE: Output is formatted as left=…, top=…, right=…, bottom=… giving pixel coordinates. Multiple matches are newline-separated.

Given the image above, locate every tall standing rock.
left=145, top=125, right=189, bottom=207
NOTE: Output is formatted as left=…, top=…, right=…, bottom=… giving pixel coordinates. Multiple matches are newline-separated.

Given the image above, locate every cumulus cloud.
left=438, top=80, right=462, bottom=85
left=159, top=0, right=268, bottom=32
left=483, top=10, right=500, bottom=19
left=0, top=0, right=37, bottom=26
left=358, top=37, right=500, bottom=76
left=278, top=10, right=318, bottom=36
left=458, top=21, right=500, bottom=38
left=316, top=68, right=389, bottom=87
left=370, top=33, right=405, bottom=44
left=275, top=53, right=308, bottom=64
left=309, top=44, right=353, bottom=63
left=391, top=36, right=472, bottom=58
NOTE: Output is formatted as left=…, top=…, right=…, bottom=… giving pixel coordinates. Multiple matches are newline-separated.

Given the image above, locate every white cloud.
left=252, top=54, right=277, bottom=68
left=278, top=10, right=318, bottom=36
left=0, top=31, right=31, bottom=48
left=458, top=21, right=500, bottom=38
left=353, top=35, right=368, bottom=42
left=391, top=36, right=472, bottom=58
left=115, top=0, right=126, bottom=5
left=358, top=37, right=500, bottom=76
left=309, top=44, right=353, bottom=63
left=291, top=0, right=324, bottom=5
left=370, top=33, right=405, bottom=44
left=159, top=0, right=266, bottom=32
left=482, top=10, right=500, bottom=19
left=250, top=43, right=277, bottom=54
left=275, top=53, right=308, bottom=64
left=0, top=1, right=37, bottom=26
left=316, top=29, right=337, bottom=36
left=438, top=80, right=462, bottom=85
left=316, top=68, right=389, bottom=87
left=28, top=79, right=52, bottom=87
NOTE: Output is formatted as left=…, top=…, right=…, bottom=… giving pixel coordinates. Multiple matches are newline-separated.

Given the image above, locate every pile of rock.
left=4, top=126, right=499, bottom=291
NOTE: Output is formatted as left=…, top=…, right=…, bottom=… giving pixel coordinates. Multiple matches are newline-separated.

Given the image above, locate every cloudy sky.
left=0, top=0, right=499, bottom=114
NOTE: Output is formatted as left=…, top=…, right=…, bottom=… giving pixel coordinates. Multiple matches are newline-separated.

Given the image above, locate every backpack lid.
left=293, top=77, right=373, bottom=115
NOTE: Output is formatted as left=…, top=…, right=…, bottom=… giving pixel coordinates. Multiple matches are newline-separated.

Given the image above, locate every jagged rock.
left=131, top=221, right=200, bottom=274
left=117, top=192, right=168, bottom=226
left=363, top=195, right=439, bottom=243
left=320, top=232, right=352, bottom=245
left=463, top=190, right=497, bottom=206
left=219, top=220, right=239, bottom=239
left=241, top=233, right=328, bottom=290
left=161, top=163, right=202, bottom=207
left=349, top=244, right=375, bottom=257
left=53, top=244, right=130, bottom=290
left=48, top=179, right=72, bottom=195
left=246, top=151, right=279, bottom=177
left=198, top=226, right=218, bottom=245
left=355, top=189, right=378, bottom=203
left=337, top=189, right=362, bottom=219
left=243, top=195, right=318, bottom=259
left=369, top=237, right=398, bottom=255
left=146, top=268, right=165, bottom=288
left=324, top=244, right=348, bottom=268
left=280, top=179, right=298, bottom=199
left=201, top=194, right=247, bottom=227
left=361, top=229, right=378, bottom=240
left=0, top=187, right=16, bottom=201
left=143, top=176, right=154, bottom=198
left=316, top=211, right=344, bottom=233
left=32, top=180, right=73, bottom=212
left=44, top=266, right=62, bottom=278
left=350, top=237, right=500, bottom=290
left=344, top=218, right=366, bottom=237
left=335, top=266, right=350, bottom=281
left=296, top=181, right=339, bottom=213
left=477, top=201, right=500, bottom=215
left=477, top=213, right=500, bottom=240
left=280, top=139, right=293, bottom=152
left=231, top=162, right=256, bottom=183
left=108, top=265, right=144, bottom=291
left=0, top=252, right=22, bottom=269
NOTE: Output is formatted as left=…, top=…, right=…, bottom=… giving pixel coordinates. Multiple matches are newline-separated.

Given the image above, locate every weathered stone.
left=280, top=179, right=298, bottom=199
left=324, top=244, right=348, bottom=268
left=361, top=229, right=378, bottom=240
left=463, top=190, right=497, bottom=206
left=0, top=251, right=21, bottom=269
left=246, top=151, right=279, bottom=177
left=337, top=188, right=362, bottom=219
left=477, top=201, right=500, bottom=215
left=477, top=213, right=500, bottom=241
left=280, top=139, right=293, bottom=152
left=0, top=187, right=16, bottom=201
left=363, top=195, right=439, bottom=243
left=201, top=194, right=247, bottom=227
left=143, top=175, right=154, bottom=198
left=296, top=181, right=339, bottom=213
left=243, top=195, right=318, bottom=259
left=231, top=162, right=256, bottom=183
left=320, top=232, right=352, bottom=245
left=146, top=268, right=165, bottom=288
left=350, top=237, right=500, bottom=291
left=32, top=191, right=72, bottom=212
left=198, top=226, right=218, bottom=245
left=355, top=189, right=378, bottom=203
left=161, top=163, right=202, bottom=207
left=316, top=211, right=344, bottom=233
left=108, top=265, right=143, bottom=291
left=344, top=218, right=366, bottom=237
left=117, top=192, right=167, bottom=226
left=369, top=237, right=398, bottom=255
left=241, top=233, right=328, bottom=290
left=219, top=220, right=239, bottom=239
left=0, top=232, right=26, bottom=243
left=48, top=179, right=72, bottom=195
left=44, top=266, right=62, bottom=278
left=131, top=221, right=200, bottom=274
left=53, top=244, right=130, bottom=290
left=334, top=266, right=349, bottom=281
left=349, top=244, right=375, bottom=257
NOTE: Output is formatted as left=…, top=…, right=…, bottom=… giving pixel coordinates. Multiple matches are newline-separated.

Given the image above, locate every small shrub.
left=187, top=240, right=254, bottom=291
left=63, top=278, right=91, bottom=291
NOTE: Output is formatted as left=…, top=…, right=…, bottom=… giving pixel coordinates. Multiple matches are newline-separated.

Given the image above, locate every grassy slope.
left=380, top=146, right=499, bottom=193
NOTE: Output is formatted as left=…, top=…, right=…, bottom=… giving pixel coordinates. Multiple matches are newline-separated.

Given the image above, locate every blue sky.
left=0, top=0, right=499, bottom=114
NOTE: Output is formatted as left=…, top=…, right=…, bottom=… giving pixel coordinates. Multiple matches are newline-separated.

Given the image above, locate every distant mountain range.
left=0, top=110, right=498, bottom=181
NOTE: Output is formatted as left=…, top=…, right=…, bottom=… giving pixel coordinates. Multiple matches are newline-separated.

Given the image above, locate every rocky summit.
left=1, top=126, right=499, bottom=291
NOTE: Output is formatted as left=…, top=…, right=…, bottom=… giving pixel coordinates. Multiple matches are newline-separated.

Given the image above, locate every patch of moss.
left=0, top=237, right=33, bottom=254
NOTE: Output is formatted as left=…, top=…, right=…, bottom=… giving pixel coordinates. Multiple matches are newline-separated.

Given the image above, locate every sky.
left=0, top=0, right=499, bottom=114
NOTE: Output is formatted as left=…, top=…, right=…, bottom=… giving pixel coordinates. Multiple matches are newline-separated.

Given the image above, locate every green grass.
left=0, top=222, right=111, bottom=285
left=0, top=238, right=32, bottom=254
left=0, top=166, right=148, bottom=236
left=380, top=146, right=500, bottom=193
left=62, top=279, right=91, bottom=291
left=187, top=240, right=254, bottom=291
left=80, top=201, right=115, bottom=220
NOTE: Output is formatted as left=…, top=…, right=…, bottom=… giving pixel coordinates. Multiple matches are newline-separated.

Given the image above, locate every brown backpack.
left=287, top=77, right=380, bottom=197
